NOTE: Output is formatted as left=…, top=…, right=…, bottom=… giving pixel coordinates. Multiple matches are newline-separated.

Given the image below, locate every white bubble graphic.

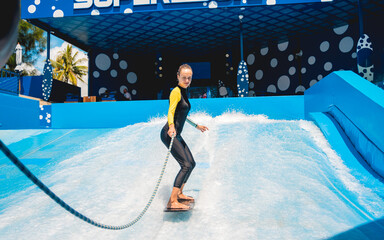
left=255, top=70, right=263, bottom=80
left=320, top=41, right=330, bottom=52
left=278, top=41, right=289, bottom=51
left=120, top=85, right=128, bottom=94
left=295, top=85, right=306, bottom=93
left=310, top=80, right=318, bottom=87
left=119, top=60, right=128, bottom=70
left=219, top=86, right=228, bottom=96
left=127, top=72, right=138, bottom=84
left=98, top=87, right=107, bottom=96
left=289, top=67, right=296, bottom=75
left=339, top=36, right=354, bottom=53
left=333, top=25, right=348, bottom=35
left=28, top=5, right=36, bottom=14
left=93, top=71, right=100, bottom=78
left=53, top=10, right=64, bottom=18
left=110, top=69, right=117, bottom=78
left=91, top=10, right=100, bottom=16
left=267, top=85, right=276, bottom=93
left=277, top=75, right=290, bottom=91
left=260, top=47, right=269, bottom=56
left=270, top=58, right=278, bottom=68
left=95, top=54, right=111, bottom=71
left=247, top=54, right=255, bottom=65
left=124, top=8, right=133, bottom=14
left=208, top=1, right=218, bottom=8
left=324, top=62, right=333, bottom=71
left=308, top=56, right=316, bottom=65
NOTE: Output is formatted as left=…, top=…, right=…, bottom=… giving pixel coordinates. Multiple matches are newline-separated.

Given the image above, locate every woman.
left=160, top=64, right=209, bottom=211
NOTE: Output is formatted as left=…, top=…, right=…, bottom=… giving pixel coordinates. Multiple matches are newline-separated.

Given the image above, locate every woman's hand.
left=168, top=124, right=176, bottom=137
left=196, top=125, right=209, bottom=133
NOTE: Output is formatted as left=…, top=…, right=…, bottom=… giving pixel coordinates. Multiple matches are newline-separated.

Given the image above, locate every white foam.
left=299, top=120, right=384, bottom=217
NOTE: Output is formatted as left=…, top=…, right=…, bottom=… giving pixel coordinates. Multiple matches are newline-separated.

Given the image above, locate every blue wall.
left=52, top=96, right=304, bottom=129
left=305, top=71, right=384, bottom=151
left=305, top=70, right=384, bottom=178
left=20, top=76, right=81, bottom=103
left=0, top=76, right=19, bottom=95
left=0, top=93, right=40, bottom=129
left=20, top=76, right=43, bottom=99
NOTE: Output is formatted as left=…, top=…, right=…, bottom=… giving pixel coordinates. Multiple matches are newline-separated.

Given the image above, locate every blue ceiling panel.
left=26, top=0, right=383, bottom=54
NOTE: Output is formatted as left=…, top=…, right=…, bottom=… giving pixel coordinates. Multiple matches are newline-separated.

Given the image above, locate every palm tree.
left=51, top=44, right=87, bottom=86
left=5, top=20, right=46, bottom=75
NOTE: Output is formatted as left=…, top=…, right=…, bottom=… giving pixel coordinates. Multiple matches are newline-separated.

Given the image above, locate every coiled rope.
left=0, top=134, right=175, bottom=230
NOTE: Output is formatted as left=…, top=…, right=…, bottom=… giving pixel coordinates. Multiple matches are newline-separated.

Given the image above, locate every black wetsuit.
left=160, top=86, right=196, bottom=188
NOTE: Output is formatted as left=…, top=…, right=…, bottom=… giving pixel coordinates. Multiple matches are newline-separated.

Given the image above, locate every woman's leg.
left=169, top=136, right=194, bottom=189
left=161, top=129, right=192, bottom=209
left=177, top=138, right=196, bottom=202
left=181, top=141, right=196, bottom=184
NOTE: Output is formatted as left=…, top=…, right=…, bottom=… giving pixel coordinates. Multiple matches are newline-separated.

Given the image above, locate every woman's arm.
left=167, top=88, right=181, bottom=137
left=186, top=117, right=198, bottom=128
left=186, top=117, right=209, bottom=133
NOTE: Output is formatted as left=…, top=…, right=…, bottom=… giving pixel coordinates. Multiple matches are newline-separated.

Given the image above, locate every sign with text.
left=22, top=0, right=330, bottom=19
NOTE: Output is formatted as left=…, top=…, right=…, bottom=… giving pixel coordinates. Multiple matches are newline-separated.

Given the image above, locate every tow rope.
left=0, top=134, right=175, bottom=230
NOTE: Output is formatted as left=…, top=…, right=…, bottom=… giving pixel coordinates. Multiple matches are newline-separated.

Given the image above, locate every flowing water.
left=1, top=112, right=383, bottom=239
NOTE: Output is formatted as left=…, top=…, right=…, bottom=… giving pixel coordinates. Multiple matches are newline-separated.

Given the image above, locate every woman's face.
left=177, top=68, right=193, bottom=88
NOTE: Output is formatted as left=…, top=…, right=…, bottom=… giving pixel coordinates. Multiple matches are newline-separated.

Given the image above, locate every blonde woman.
left=160, top=64, right=209, bottom=211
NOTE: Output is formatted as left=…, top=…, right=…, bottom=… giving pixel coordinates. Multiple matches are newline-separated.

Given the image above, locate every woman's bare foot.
left=178, top=184, right=195, bottom=202
left=167, top=200, right=190, bottom=210
left=167, top=187, right=191, bottom=210
left=178, top=193, right=195, bottom=203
